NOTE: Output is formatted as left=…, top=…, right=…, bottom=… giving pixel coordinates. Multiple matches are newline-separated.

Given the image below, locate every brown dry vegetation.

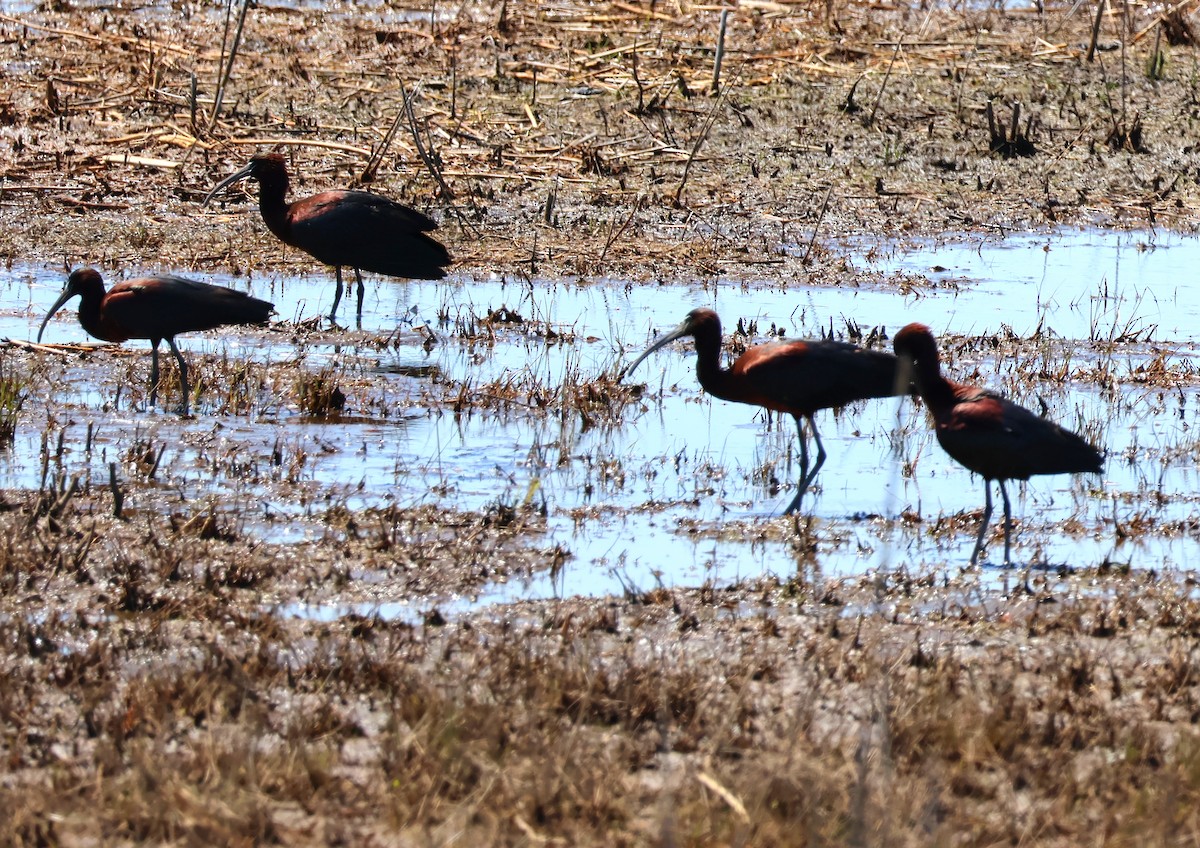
left=8, top=482, right=1200, bottom=846
left=3, top=0, right=1200, bottom=845
left=2, top=0, right=1199, bottom=281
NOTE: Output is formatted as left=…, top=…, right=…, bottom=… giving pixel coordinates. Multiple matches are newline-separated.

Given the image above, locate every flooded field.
left=11, top=227, right=1200, bottom=619
left=12, top=0, right=1200, bottom=841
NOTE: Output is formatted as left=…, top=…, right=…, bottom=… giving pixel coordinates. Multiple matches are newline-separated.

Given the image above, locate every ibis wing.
left=103, top=276, right=273, bottom=339
left=732, top=340, right=902, bottom=416
left=290, top=191, right=451, bottom=280
left=937, top=391, right=1102, bottom=480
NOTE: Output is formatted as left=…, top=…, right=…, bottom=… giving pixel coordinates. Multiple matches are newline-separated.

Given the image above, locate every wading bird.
left=204, top=153, right=451, bottom=322
left=37, top=268, right=274, bottom=417
left=893, top=322, right=1103, bottom=566
left=622, top=308, right=907, bottom=513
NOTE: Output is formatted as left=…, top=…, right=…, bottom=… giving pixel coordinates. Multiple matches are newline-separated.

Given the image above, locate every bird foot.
left=781, top=484, right=817, bottom=515
left=146, top=397, right=191, bottom=418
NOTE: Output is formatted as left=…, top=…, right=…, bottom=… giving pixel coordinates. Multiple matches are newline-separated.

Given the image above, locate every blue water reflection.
left=2, top=228, right=1197, bottom=615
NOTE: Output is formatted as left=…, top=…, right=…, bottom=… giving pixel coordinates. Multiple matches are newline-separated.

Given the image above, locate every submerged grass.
left=296, top=366, right=346, bottom=417
left=0, top=354, right=27, bottom=446
left=0, top=320, right=1194, bottom=844
left=4, top=481, right=1200, bottom=845
left=5, top=0, right=1200, bottom=841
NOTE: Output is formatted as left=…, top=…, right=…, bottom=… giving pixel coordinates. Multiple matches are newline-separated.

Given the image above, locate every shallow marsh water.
left=8, top=227, right=1200, bottom=617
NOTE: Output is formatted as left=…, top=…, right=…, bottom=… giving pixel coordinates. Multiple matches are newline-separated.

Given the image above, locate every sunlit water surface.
left=5, top=227, right=1200, bottom=618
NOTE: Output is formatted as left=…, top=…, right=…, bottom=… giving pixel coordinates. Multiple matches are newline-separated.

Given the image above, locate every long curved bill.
left=619, top=321, right=692, bottom=381
left=36, top=287, right=77, bottom=344
left=202, top=161, right=257, bottom=206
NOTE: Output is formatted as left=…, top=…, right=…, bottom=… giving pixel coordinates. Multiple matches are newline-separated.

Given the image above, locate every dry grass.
left=5, top=477, right=1200, bottom=845
left=3, top=0, right=1200, bottom=843
left=1, top=0, right=1199, bottom=281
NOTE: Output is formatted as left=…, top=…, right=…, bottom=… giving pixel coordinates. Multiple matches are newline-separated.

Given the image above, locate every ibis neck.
left=77, top=290, right=127, bottom=343
left=912, top=355, right=958, bottom=415
left=256, top=174, right=292, bottom=242
left=693, top=332, right=737, bottom=403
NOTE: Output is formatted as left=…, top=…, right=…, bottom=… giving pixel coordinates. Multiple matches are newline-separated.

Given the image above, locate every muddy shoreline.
left=3, top=0, right=1200, bottom=844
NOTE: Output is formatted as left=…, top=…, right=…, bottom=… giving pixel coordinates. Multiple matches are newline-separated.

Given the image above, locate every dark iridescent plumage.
left=38, top=268, right=273, bottom=416
left=894, top=322, right=1103, bottom=565
left=205, top=154, right=451, bottom=321
left=624, top=308, right=907, bottom=513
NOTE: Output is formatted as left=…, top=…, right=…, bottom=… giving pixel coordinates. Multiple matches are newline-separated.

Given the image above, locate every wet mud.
left=3, top=0, right=1200, bottom=843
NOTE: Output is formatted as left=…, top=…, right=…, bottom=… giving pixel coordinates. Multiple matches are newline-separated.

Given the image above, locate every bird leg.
left=354, top=268, right=365, bottom=323
left=149, top=340, right=160, bottom=409
left=330, top=266, right=345, bottom=321
left=166, top=337, right=191, bottom=417
left=999, top=479, right=1013, bottom=566
left=783, top=417, right=809, bottom=514
left=784, top=416, right=826, bottom=515
left=804, top=416, right=828, bottom=491
left=969, top=479, right=995, bottom=566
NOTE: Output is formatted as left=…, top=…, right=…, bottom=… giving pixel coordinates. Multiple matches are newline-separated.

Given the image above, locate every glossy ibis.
left=37, top=268, right=274, bottom=417
left=893, top=323, right=1103, bottom=565
left=203, top=153, right=451, bottom=322
left=622, top=308, right=907, bottom=513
